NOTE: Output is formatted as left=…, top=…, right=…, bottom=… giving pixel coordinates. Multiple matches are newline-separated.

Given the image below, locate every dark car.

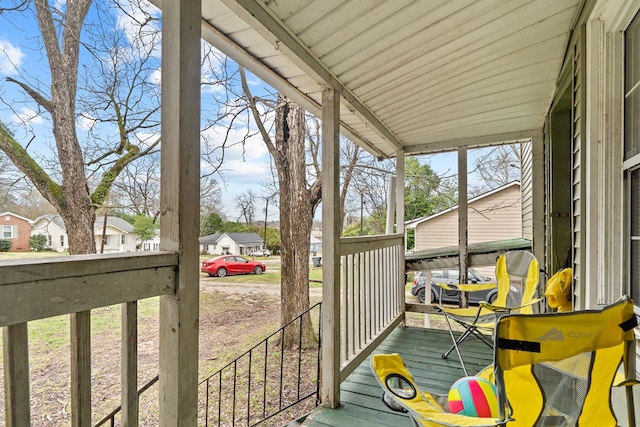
left=201, top=255, right=266, bottom=277
left=410, top=268, right=497, bottom=304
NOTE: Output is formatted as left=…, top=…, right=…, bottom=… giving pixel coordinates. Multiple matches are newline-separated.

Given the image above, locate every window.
left=625, top=12, right=640, bottom=304
left=121, top=235, right=126, bottom=245
left=60, top=235, right=64, bottom=247
left=47, top=235, right=52, bottom=246
left=2, top=225, right=14, bottom=239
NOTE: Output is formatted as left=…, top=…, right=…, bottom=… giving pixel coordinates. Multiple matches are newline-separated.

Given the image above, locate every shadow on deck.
left=301, top=326, right=493, bottom=427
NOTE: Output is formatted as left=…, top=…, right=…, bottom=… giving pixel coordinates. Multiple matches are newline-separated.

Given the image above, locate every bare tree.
left=0, top=0, right=163, bottom=254
left=240, top=67, right=319, bottom=348
left=235, top=190, right=257, bottom=224
left=111, top=153, right=221, bottom=222
left=306, top=116, right=364, bottom=233
left=469, top=144, right=522, bottom=196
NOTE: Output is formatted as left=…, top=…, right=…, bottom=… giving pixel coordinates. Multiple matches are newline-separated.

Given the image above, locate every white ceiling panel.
left=176, top=0, right=583, bottom=157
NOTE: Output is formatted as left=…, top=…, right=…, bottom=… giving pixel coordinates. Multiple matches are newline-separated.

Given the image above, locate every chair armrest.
left=480, top=296, right=545, bottom=312
left=435, top=282, right=497, bottom=292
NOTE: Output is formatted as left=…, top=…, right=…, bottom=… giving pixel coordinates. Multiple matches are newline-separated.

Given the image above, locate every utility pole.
left=360, top=193, right=364, bottom=235
left=263, top=197, right=268, bottom=249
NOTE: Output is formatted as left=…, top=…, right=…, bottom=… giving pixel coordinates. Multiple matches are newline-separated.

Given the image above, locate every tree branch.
left=0, top=122, right=63, bottom=210
left=5, top=77, right=53, bottom=113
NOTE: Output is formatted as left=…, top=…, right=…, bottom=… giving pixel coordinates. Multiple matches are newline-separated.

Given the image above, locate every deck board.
left=301, top=326, right=493, bottom=426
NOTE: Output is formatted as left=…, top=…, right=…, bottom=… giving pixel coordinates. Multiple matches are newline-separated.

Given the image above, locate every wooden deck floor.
left=301, top=326, right=493, bottom=427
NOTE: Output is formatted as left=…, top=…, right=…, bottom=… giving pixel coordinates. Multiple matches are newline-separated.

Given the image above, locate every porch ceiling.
left=190, top=0, right=581, bottom=158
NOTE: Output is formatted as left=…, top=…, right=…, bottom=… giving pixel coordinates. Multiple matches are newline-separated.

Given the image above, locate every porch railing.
left=339, top=233, right=405, bottom=380
left=199, top=302, right=322, bottom=426
left=0, top=251, right=177, bottom=426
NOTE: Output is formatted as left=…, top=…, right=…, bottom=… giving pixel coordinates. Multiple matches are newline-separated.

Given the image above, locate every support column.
left=395, top=151, right=405, bottom=316
left=458, top=148, right=469, bottom=307
left=320, top=87, right=341, bottom=408
left=159, top=0, right=201, bottom=424
left=531, top=131, right=546, bottom=296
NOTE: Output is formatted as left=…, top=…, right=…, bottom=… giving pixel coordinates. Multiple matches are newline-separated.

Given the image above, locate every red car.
left=201, top=255, right=266, bottom=277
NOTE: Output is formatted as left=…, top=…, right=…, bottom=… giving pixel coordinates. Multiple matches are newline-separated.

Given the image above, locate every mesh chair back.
left=493, top=251, right=539, bottom=311
left=494, top=296, right=637, bottom=426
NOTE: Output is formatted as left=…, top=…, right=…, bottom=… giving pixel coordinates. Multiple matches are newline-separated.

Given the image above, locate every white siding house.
left=31, top=214, right=68, bottom=252
left=95, top=216, right=137, bottom=253
left=199, top=232, right=264, bottom=256
left=409, top=182, right=523, bottom=251
left=32, top=215, right=138, bottom=253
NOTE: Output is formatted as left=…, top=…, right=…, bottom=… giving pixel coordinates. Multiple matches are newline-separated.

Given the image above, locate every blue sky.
left=0, top=1, right=494, bottom=223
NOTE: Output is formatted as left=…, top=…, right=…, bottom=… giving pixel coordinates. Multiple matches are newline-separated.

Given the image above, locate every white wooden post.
left=458, top=148, right=469, bottom=307
left=159, top=0, right=201, bottom=424
left=386, top=176, right=396, bottom=234
left=320, top=87, right=341, bottom=408
left=531, top=131, right=545, bottom=297
left=395, top=151, right=405, bottom=318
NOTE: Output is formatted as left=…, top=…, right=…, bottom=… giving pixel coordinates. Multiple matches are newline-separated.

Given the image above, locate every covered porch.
left=301, top=326, right=492, bottom=427
left=2, top=0, right=640, bottom=425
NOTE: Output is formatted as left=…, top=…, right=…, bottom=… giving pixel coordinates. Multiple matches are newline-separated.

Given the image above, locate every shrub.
left=29, top=234, right=48, bottom=251
left=0, top=239, right=12, bottom=252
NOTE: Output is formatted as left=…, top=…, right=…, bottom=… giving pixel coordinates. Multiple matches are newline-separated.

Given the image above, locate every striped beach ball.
left=447, top=376, right=498, bottom=418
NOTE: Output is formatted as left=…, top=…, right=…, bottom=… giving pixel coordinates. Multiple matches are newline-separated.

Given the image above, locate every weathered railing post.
left=320, top=87, right=341, bottom=408
left=159, top=0, right=201, bottom=424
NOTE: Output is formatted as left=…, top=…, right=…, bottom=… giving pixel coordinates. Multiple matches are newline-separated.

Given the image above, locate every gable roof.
left=198, top=232, right=264, bottom=246
left=32, top=214, right=65, bottom=231
left=405, top=181, right=521, bottom=229
left=0, top=212, right=33, bottom=223
left=95, top=216, right=135, bottom=233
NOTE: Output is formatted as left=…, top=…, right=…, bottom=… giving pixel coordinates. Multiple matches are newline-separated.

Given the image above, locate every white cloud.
left=77, top=113, right=96, bottom=131
left=0, top=40, right=25, bottom=76
left=150, top=67, right=161, bottom=85
left=11, top=107, right=43, bottom=125
left=116, top=0, right=162, bottom=57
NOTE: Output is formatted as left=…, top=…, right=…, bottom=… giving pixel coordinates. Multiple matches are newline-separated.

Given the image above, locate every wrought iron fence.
left=94, top=301, right=322, bottom=427
left=199, top=302, right=322, bottom=426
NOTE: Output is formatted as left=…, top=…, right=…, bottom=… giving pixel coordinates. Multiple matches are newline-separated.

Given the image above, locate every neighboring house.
left=0, top=212, right=33, bottom=252
left=31, top=214, right=68, bottom=252
left=408, top=182, right=522, bottom=251
left=141, top=229, right=161, bottom=251
left=199, top=232, right=264, bottom=256
left=94, top=216, right=137, bottom=253
left=32, top=214, right=138, bottom=253
left=310, top=235, right=322, bottom=254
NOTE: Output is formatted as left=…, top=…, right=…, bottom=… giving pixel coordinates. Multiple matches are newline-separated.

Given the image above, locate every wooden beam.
left=0, top=251, right=177, bottom=285
left=159, top=0, right=201, bottom=423
left=321, top=87, right=341, bottom=408
left=220, top=0, right=404, bottom=152
left=340, top=234, right=403, bottom=256
left=0, top=266, right=175, bottom=327
left=405, top=130, right=537, bottom=155
left=3, top=323, right=30, bottom=427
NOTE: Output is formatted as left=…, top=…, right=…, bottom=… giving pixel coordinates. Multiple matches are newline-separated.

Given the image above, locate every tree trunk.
left=275, top=96, right=316, bottom=349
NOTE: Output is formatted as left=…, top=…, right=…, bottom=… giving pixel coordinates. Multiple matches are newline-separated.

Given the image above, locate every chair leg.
left=441, top=314, right=469, bottom=376
left=626, top=385, right=636, bottom=427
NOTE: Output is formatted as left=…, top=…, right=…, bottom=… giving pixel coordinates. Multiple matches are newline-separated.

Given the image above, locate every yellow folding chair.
left=371, top=296, right=638, bottom=426
left=438, top=250, right=541, bottom=375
